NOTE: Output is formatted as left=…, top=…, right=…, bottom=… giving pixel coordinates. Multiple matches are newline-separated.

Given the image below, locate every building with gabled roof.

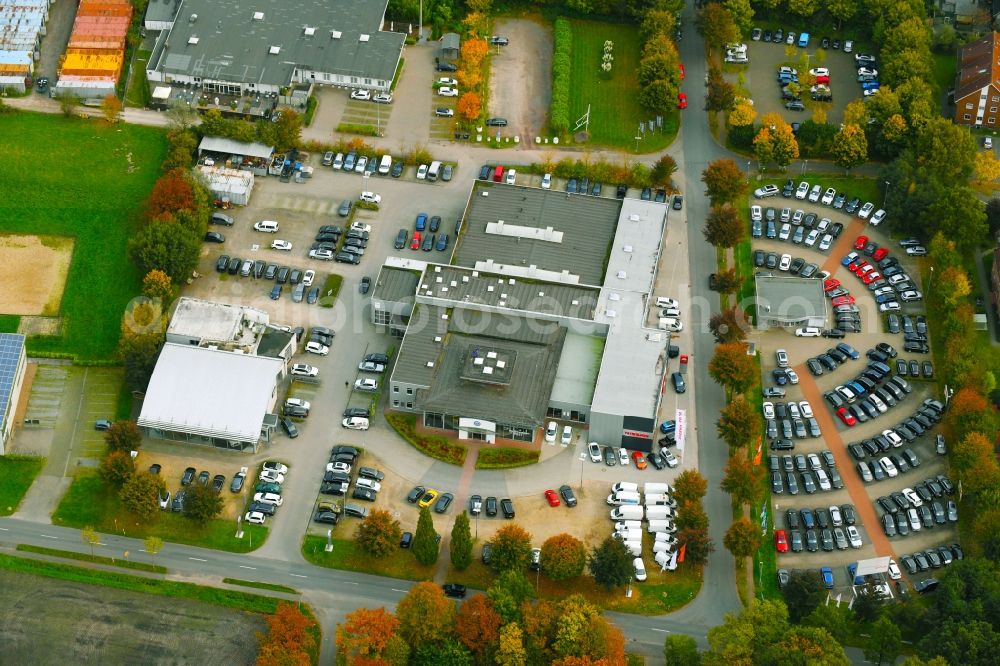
left=954, top=31, right=1000, bottom=126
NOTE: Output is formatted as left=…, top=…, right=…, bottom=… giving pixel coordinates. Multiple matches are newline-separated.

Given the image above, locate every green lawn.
left=52, top=470, right=267, bottom=552
left=16, top=543, right=166, bottom=573
left=302, top=535, right=438, bottom=581
left=566, top=19, right=678, bottom=153
left=0, top=315, right=20, bottom=333
left=124, top=50, right=152, bottom=108
left=932, top=53, right=957, bottom=96
left=0, top=456, right=45, bottom=515
left=0, top=112, right=166, bottom=359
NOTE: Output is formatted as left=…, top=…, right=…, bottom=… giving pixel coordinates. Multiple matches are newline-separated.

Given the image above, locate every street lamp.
left=883, top=180, right=890, bottom=208
left=746, top=160, right=751, bottom=183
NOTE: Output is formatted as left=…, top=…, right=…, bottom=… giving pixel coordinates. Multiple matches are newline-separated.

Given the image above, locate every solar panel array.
left=0, top=334, right=25, bottom=424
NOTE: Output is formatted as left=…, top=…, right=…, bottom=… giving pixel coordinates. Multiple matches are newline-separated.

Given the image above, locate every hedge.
left=551, top=18, right=573, bottom=134
left=475, top=447, right=540, bottom=469
left=319, top=273, right=343, bottom=308
left=385, top=412, right=466, bottom=466
left=336, top=122, right=380, bottom=137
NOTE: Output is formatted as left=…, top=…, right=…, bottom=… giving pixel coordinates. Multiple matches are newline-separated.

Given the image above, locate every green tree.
left=784, top=569, right=827, bottom=622
left=118, top=329, right=163, bottom=393
left=587, top=536, right=633, bottom=590
left=720, top=453, right=765, bottom=504
left=774, top=626, right=849, bottom=665
left=81, top=526, right=100, bottom=557
left=165, top=100, right=199, bottom=131
left=128, top=219, right=201, bottom=284
left=487, top=570, right=534, bottom=624
left=487, top=524, right=533, bottom=572
left=357, top=509, right=403, bottom=558
left=702, top=158, right=747, bottom=205
left=708, top=345, right=759, bottom=395
left=706, top=598, right=791, bottom=664
left=639, top=78, right=677, bottom=115
left=449, top=511, right=473, bottom=570
left=832, top=123, right=868, bottom=171
left=412, top=506, right=439, bottom=565
left=706, top=66, right=737, bottom=112
left=396, top=582, right=456, bottom=649
left=865, top=614, right=902, bottom=666
left=104, top=420, right=143, bottom=453
left=712, top=267, right=743, bottom=294
left=697, top=3, right=738, bottom=48
left=664, top=634, right=701, bottom=666
left=716, top=395, right=761, bottom=450
left=853, top=580, right=888, bottom=623
left=100, top=449, right=135, bottom=487
left=183, top=482, right=222, bottom=523
left=673, top=469, right=708, bottom=504
left=786, top=0, right=821, bottom=17
left=57, top=91, right=81, bottom=117
left=119, top=471, right=165, bottom=522
left=723, top=0, right=754, bottom=35
left=704, top=205, right=746, bottom=248
left=723, top=516, right=761, bottom=559
left=412, top=638, right=473, bottom=666
left=826, top=0, right=859, bottom=23
left=650, top=154, right=678, bottom=189
left=674, top=499, right=709, bottom=532
left=802, top=602, right=850, bottom=643
left=540, top=533, right=586, bottom=581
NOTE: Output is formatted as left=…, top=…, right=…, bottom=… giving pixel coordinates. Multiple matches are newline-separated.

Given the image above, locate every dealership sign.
left=675, top=409, right=686, bottom=449
left=623, top=429, right=652, bottom=439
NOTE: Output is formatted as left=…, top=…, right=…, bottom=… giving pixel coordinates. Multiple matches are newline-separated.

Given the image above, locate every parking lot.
left=488, top=18, right=553, bottom=140
left=750, top=179, right=957, bottom=595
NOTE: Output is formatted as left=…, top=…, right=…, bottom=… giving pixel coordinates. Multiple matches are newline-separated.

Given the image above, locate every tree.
left=104, top=420, right=143, bottom=453
left=101, top=95, right=122, bottom=123
left=769, top=122, right=800, bottom=167
left=129, top=219, right=201, bottom=284
left=723, top=517, right=761, bottom=559
left=118, top=326, right=163, bottom=393
left=709, top=307, right=749, bottom=343
left=802, top=602, right=850, bottom=643
left=455, top=595, right=501, bottom=659
left=412, top=638, right=473, bottom=666
left=754, top=126, right=775, bottom=166
left=712, top=267, right=743, bottom=294
left=650, top=155, right=678, bottom=189
left=455, top=92, right=482, bottom=122
left=183, top=482, right=222, bottom=523
left=674, top=499, right=709, bottom=533
left=704, top=205, right=745, bottom=248
left=461, top=38, right=488, bottom=67
left=864, top=614, right=901, bottom=666
left=549, top=595, right=625, bottom=663
left=676, top=527, right=714, bottom=565
left=953, top=432, right=1000, bottom=495
left=728, top=100, right=756, bottom=128
left=697, top=3, right=738, bottom=48
left=664, top=634, right=701, bottom=666
left=673, top=470, right=708, bottom=504
left=336, top=607, right=400, bottom=664
left=708, top=344, right=758, bottom=395
left=986, top=198, right=1000, bottom=238
left=412, top=506, right=439, bottom=565
left=702, top=159, right=747, bottom=206
left=119, top=471, right=165, bottom=522
left=784, top=569, right=827, bottom=622
left=450, top=511, right=473, bottom=570
left=639, top=78, right=676, bottom=115
left=81, top=525, right=100, bottom=557
left=141, top=269, right=175, bottom=306
left=707, top=598, right=791, bottom=664
left=144, top=535, right=163, bottom=566
left=832, top=123, right=868, bottom=171
left=540, top=533, right=586, bottom=581
left=588, top=536, right=633, bottom=590
left=721, top=453, right=766, bottom=504
left=773, top=626, right=849, bottom=666
left=396, top=582, right=456, bottom=648
left=706, top=69, right=737, bottom=112
left=487, top=570, right=534, bottom=624
left=975, top=151, right=1000, bottom=184
left=852, top=580, right=887, bottom=623
left=487, top=524, right=533, bottom=572
left=716, top=396, right=761, bottom=450
left=100, top=449, right=135, bottom=487
left=265, top=108, right=303, bottom=149
left=496, top=622, right=527, bottom=666
left=786, top=0, right=821, bottom=16
left=723, top=0, right=754, bottom=35
left=256, top=602, right=318, bottom=666
left=57, top=91, right=81, bottom=117
left=147, top=168, right=197, bottom=219
left=165, top=100, right=199, bottom=131
left=826, top=0, right=860, bottom=24
left=357, top=509, right=403, bottom=558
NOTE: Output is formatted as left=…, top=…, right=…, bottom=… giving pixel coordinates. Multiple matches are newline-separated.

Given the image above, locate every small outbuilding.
left=754, top=274, right=827, bottom=330
left=439, top=32, right=460, bottom=58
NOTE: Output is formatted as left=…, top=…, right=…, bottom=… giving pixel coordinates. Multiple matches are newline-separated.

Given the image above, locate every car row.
left=315, top=446, right=385, bottom=518
left=769, top=449, right=844, bottom=496
left=751, top=202, right=843, bottom=253
left=757, top=178, right=885, bottom=226
left=776, top=505, right=864, bottom=553
left=895, top=357, right=934, bottom=378
left=244, top=462, right=290, bottom=524
left=607, top=483, right=680, bottom=575
left=842, top=237, right=921, bottom=311
left=587, top=438, right=678, bottom=470
left=325, top=149, right=402, bottom=177
left=899, top=544, right=963, bottom=575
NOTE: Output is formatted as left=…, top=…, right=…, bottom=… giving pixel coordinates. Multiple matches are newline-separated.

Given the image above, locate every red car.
left=631, top=450, right=647, bottom=470
left=677, top=93, right=687, bottom=109
left=678, top=63, right=686, bottom=80
left=775, top=529, right=789, bottom=553
left=814, top=75, right=830, bottom=85
left=853, top=235, right=869, bottom=250
left=544, top=489, right=561, bottom=507
left=831, top=295, right=856, bottom=307
left=872, top=247, right=889, bottom=261
left=823, top=278, right=841, bottom=292
left=849, top=261, right=869, bottom=275
left=836, top=407, right=857, bottom=426
left=862, top=271, right=881, bottom=284
left=410, top=231, right=422, bottom=250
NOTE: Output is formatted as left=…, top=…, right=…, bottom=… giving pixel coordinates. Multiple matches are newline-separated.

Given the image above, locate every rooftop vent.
left=188, top=35, right=199, bottom=44
left=360, top=34, right=370, bottom=42
left=481, top=191, right=489, bottom=197
left=442, top=313, right=449, bottom=320
left=252, top=11, right=264, bottom=20
left=617, top=271, right=627, bottom=279
left=434, top=336, right=442, bottom=342
left=609, top=293, right=620, bottom=301
left=434, top=266, right=441, bottom=272
left=623, top=245, right=633, bottom=252
left=189, top=13, right=198, bottom=22
left=330, top=30, right=342, bottom=39
left=269, top=45, right=281, bottom=54
left=461, top=276, right=469, bottom=283
left=629, top=214, right=640, bottom=222
left=606, top=310, right=617, bottom=318
left=303, top=26, right=315, bottom=36
left=426, top=361, right=435, bottom=368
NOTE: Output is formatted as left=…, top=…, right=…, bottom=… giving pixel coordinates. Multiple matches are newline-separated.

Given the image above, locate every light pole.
left=883, top=180, right=890, bottom=208
left=746, top=160, right=751, bottom=183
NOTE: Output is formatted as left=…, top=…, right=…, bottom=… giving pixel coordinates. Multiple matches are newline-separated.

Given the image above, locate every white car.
left=809, top=67, right=830, bottom=77
left=545, top=421, right=557, bottom=443
left=343, top=417, right=370, bottom=430
left=434, top=107, right=454, bottom=118
left=158, top=490, right=170, bottom=510
left=438, top=86, right=459, bottom=97
left=887, top=559, right=901, bottom=580
left=354, top=156, right=368, bottom=173
left=416, top=164, right=429, bottom=179
left=821, top=188, right=836, bottom=205
left=254, top=220, right=279, bottom=232
left=351, top=221, right=372, bottom=234
left=253, top=492, right=283, bottom=506
left=633, top=557, right=648, bottom=582
left=807, top=184, right=822, bottom=202
left=659, top=318, right=683, bottom=332
left=350, top=89, right=371, bottom=100
left=327, top=462, right=351, bottom=474
left=354, top=378, right=378, bottom=392
left=290, top=363, right=318, bottom=377
left=302, top=270, right=315, bottom=287
left=308, top=249, right=334, bottom=261
left=373, top=93, right=393, bottom=104
left=879, top=456, right=898, bottom=478
left=858, top=202, right=875, bottom=219
left=358, top=361, right=386, bottom=373
left=262, top=461, right=288, bottom=475
left=541, top=173, right=552, bottom=189
left=776, top=349, right=789, bottom=367
left=829, top=505, right=843, bottom=526
left=818, top=234, right=833, bottom=251
left=360, top=191, right=381, bottom=204
left=753, top=184, right=779, bottom=198
left=779, top=254, right=792, bottom=271
left=505, top=169, right=516, bottom=185
left=785, top=369, right=799, bottom=384
left=882, top=429, right=903, bottom=447
left=259, top=469, right=285, bottom=484
left=305, top=341, right=329, bottom=355
left=662, top=450, right=679, bottom=468
left=795, top=182, right=809, bottom=199
left=750, top=205, right=763, bottom=222
left=560, top=425, right=572, bottom=445
left=271, top=239, right=292, bottom=251
left=846, top=525, right=863, bottom=548
left=795, top=327, right=821, bottom=337
left=870, top=209, right=886, bottom=226
left=655, top=297, right=679, bottom=309
left=798, top=401, right=813, bottom=418
left=617, top=448, right=629, bottom=466
left=902, top=487, right=923, bottom=507
left=244, top=511, right=266, bottom=525
left=285, top=397, right=311, bottom=412
left=763, top=401, right=775, bottom=419
left=857, top=67, right=877, bottom=77
left=588, top=441, right=602, bottom=463
left=879, top=301, right=900, bottom=312
left=437, top=77, right=458, bottom=86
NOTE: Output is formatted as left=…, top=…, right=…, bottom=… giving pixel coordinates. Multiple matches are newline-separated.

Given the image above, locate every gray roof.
left=373, top=264, right=421, bottom=304
left=145, top=0, right=181, bottom=24
left=257, top=328, right=294, bottom=359
left=440, top=33, right=460, bottom=51
left=755, top=275, right=827, bottom=323
left=199, top=136, right=274, bottom=159
left=550, top=331, right=603, bottom=406
left=390, top=305, right=451, bottom=388
left=152, top=0, right=404, bottom=87
left=453, top=182, right=622, bottom=286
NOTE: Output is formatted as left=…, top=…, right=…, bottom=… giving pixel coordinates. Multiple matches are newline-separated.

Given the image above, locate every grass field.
left=16, top=543, right=166, bottom=573
left=302, top=535, right=438, bottom=581
left=223, top=578, right=299, bottom=594
left=566, top=19, right=678, bottom=153
left=0, top=315, right=19, bottom=333
left=0, top=455, right=45, bottom=515
left=53, top=470, right=267, bottom=552
left=0, top=112, right=166, bottom=359
left=932, top=53, right=957, bottom=96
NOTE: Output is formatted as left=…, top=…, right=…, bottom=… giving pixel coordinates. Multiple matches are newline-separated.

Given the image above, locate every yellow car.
left=418, top=488, right=440, bottom=508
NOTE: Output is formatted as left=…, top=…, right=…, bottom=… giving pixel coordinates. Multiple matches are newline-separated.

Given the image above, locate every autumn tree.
left=412, top=506, right=439, bottom=565
left=144, top=535, right=163, bottom=566
left=945, top=387, right=993, bottom=442
left=697, top=3, right=738, bottom=48
left=357, top=508, right=403, bottom=558
left=104, top=420, right=143, bottom=453
left=56, top=91, right=81, bottom=117
left=396, top=582, right=456, bottom=648
left=487, top=570, right=535, bottom=624
left=706, top=66, right=737, bottom=112
left=717, top=395, right=762, bottom=450
left=728, top=100, right=756, bottom=127
left=721, top=453, right=766, bottom=504
left=456, top=92, right=481, bottom=121
left=118, top=326, right=163, bottom=393
left=336, top=607, right=401, bottom=664
left=163, top=128, right=198, bottom=171
left=461, top=38, right=488, bottom=67
left=588, top=536, right=633, bottom=590
left=832, top=123, right=868, bottom=171
left=455, top=595, right=501, bottom=660
left=540, top=533, right=587, bottom=581
left=119, top=471, right=166, bottom=522
left=650, top=154, right=678, bottom=189
left=664, top=633, right=701, bottom=666
left=81, top=526, right=99, bottom=557
left=100, top=449, right=135, bottom=487
left=550, top=595, right=626, bottom=663
left=147, top=168, right=197, bottom=219
left=256, top=602, right=318, bottom=666
left=141, top=269, right=175, bottom=306
left=711, top=267, right=743, bottom=294
left=702, top=159, right=747, bottom=206
left=723, top=0, right=754, bottom=35
left=704, top=205, right=746, bottom=248
left=450, top=511, right=473, bottom=570
left=710, top=307, right=749, bottom=343
left=673, top=469, right=708, bottom=505
left=708, top=343, right=758, bottom=394
left=677, top=527, right=714, bottom=566
left=674, top=499, right=709, bottom=532
left=183, top=482, right=222, bottom=523
left=952, top=431, right=1000, bottom=495
left=487, top=524, right=533, bottom=572
left=723, top=517, right=761, bottom=559
left=101, top=94, right=122, bottom=123
left=129, top=219, right=201, bottom=284
left=257, top=108, right=303, bottom=149
left=496, top=622, right=528, bottom=666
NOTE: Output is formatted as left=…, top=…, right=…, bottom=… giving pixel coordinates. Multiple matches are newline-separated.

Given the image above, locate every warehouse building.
left=0, top=333, right=27, bottom=455
left=0, top=0, right=48, bottom=93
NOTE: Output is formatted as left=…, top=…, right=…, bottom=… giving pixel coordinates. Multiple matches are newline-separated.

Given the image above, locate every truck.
left=610, top=505, right=644, bottom=521
left=606, top=491, right=641, bottom=506
left=644, top=482, right=674, bottom=495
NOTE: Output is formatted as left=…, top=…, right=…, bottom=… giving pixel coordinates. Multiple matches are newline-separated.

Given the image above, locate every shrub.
left=551, top=19, right=573, bottom=133
left=475, top=447, right=539, bottom=469
left=386, top=413, right=466, bottom=465
left=336, top=122, right=380, bottom=137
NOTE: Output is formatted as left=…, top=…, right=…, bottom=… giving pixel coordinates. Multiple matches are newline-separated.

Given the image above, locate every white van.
left=612, top=482, right=639, bottom=494
left=645, top=493, right=677, bottom=507
left=644, top=482, right=674, bottom=494
left=646, top=506, right=675, bottom=520
left=378, top=154, right=392, bottom=175
left=655, top=550, right=678, bottom=571
left=427, top=160, right=442, bottom=181
left=622, top=540, right=643, bottom=556
left=615, top=528, right=642, bottom=542
left=610, top=505, right=644, bottom=521
left=647, top=519, right=676, bottom=533
left=614, top=520, right=643, bottom=531
left=254, top=220, right=279, bottom=233
left=652, top=540, right=676, bottom=554
left=654, top=531, right=678, bottom=544
left=606, top=491, right=641, bottom=506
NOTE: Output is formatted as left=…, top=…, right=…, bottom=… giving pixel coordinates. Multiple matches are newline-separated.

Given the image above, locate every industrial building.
left=0, top=0, right=49, bottom=92
left=0, top=333, right=27, bottom=455
left=372, top=182, right=674, bottom=451
left=54, top=0, right=132, bottom=100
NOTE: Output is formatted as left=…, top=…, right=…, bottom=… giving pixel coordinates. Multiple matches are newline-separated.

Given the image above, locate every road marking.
left=239, top=565, right=256, bottom=570
left=40, top=534, right=59, bottom=539
left=289, top=573, right=307, bottom=578
left=188, top=557, right=207, bottom=562
left=0, top=527, right=7, bottom=531
left=391, top=588, right=407, bottom=592
left=650, top=629, right=670, bottom=633
left=343, top=581, right=358, bottom=585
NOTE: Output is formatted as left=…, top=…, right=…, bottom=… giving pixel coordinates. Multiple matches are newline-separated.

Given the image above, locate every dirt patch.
left=18, top=316, right=62, bottom=336
left=0, top=569, right=264, bottom=664
left=489, top=18, right=553, bottom=140
left=0, top=234, right=73, bottom=316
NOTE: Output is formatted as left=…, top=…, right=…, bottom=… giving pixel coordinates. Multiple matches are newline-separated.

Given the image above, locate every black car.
left=422, top=234, right=435, bottom=251
left=249, top=501, right=277, bottom=516
left=436, top=60, right=458, bottom=72
left=558, top=485, right=577, bottom=507
left=227, top=256, right=241, bottom=275
left=616, top=183, right=627, bottom=198
left=603, top=446, right=617, bottom=466
left=391, top=161, right=404, bottom=178
left=314, top=511, right=340, bottom=525
left=211, top=474, right=226, bottom=493
left=394, top=228, right=408, bottom=249
left=500, top=498, right=515, bottom=518
left=753, top=250, right=766, bottom=267
left=216, top=255, right=230, bottom=272
left=171, top=490, right=186, bottom=512
left=485, top=496, right=498, bottom=516
left=782, top=179, right=795, bottom=197
left=672, top=195, right=683, bottom=210
left=181, top=467, right=196, bottom=485
left=641, top=187, right=651, bottom=200
left=281, top=418, right=299, bottom=438
left=478, top=165, right=491, bottom=180
left=406, top=485, right=425, bottom=503
left=484, top=116, right=507, bottom=126
left=197, top=470, right=210, bottom=486
left=443, top=583, right=467, bottom=598
left=434, top=492, right=454, bottom=513
left=352, top=487, right=377, bottom=502
left=647, top=451, right=665, bottom=469
left=436, top=233, right=451, bottom=251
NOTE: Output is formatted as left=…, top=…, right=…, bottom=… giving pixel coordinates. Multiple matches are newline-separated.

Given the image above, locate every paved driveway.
left=489, top=18, right=553, bottom=142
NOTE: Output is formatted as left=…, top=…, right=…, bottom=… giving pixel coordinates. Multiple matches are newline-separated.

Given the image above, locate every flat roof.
left=755, top=275, right=827, bottom=323
left=550, top=330, right=603, bottom=406
left=391, top=305, right=450, bottom=388
left=167, top=297, right=268, bottom=347
left=590, top=198, right=671, bottom=420
left=199, top=136, right=273, bottom=159
left=0, top=333, right=24, bottom=428
left=453, top=182, right=622, bottom=286
left=372, top=263, right=422, bottom=304
left=152, top=0, right=404, bottom=87
left=138, top=344, right=282, bottom=442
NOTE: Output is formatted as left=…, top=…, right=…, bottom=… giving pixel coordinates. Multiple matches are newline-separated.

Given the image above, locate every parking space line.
left=189, top=557, right=207, bottom=562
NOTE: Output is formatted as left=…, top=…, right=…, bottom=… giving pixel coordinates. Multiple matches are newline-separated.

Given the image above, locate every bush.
left=795, top=121, right=838, bottom=158
left=729, top=123, right=756, bottom=151
left=303, top=96, right=318, bottom=127
left=475, top=447, right=539, bottom=469
left=551, top=18, right=573, bottom=134
left=336, top=122, right=380, bottom=137
left=385, top=413, right=466, bottom=465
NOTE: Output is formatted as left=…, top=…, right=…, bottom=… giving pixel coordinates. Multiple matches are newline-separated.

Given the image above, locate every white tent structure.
left=197, top=165, right=254, bottom=206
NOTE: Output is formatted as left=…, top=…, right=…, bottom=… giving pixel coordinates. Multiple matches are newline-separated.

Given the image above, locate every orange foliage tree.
left=456, top=92, right=482, bottom=121
left=395, top=582, right=456, bottom=648
left=952, top=431, right=1000, bottom=495
left=335, top=607, right=399, bottom=664
left=461, top=38, right=488, bottom=67
left=454, top=595, right=502, bottom=658
left=147, top=168, right=196, bottom=219
left=256, top=602, right=317, bottom=666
